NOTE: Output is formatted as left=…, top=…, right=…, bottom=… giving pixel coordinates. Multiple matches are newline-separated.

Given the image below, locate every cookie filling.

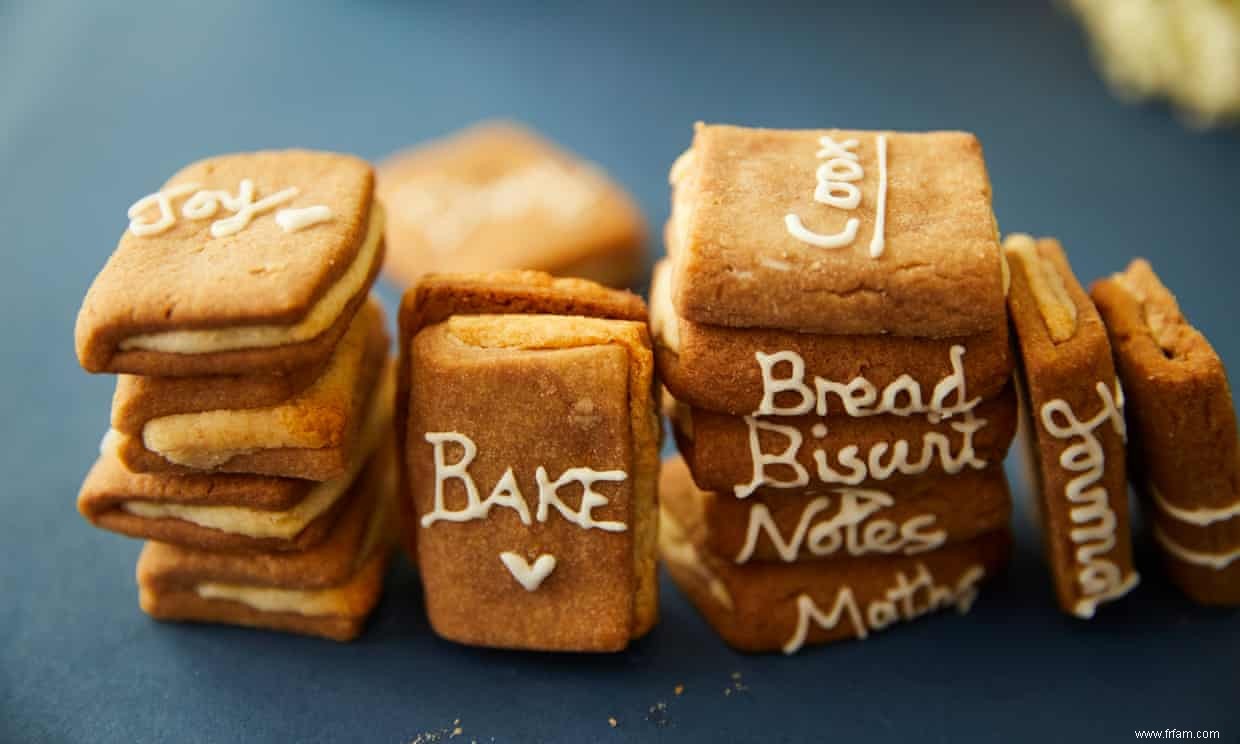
left=658, top=506, right=734, bottom=610
left=1004, top=234, right=1078, bottom=343
left=119, top=203, right=384, bottom=354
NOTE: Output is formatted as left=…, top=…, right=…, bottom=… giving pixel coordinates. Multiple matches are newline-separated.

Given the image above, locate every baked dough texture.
left=668, top=123, right=1005, bottom=337
left=1006, top=235, right=1139, bottom=618
left=75, top=150, right=382, bottom=376
left=378, top=121, right=645, bottom=290
left=1092, top=259, right=1240, bottom=605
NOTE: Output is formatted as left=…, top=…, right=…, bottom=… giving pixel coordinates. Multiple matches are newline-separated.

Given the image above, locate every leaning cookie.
left=651, top=260, right=1014, bottom=417
left=136, top=446, right=396, bottom=642
left=1005, top=234, right=1139, bottom=618
left=660, top=462, right=1009, bottom=654
left=75, top=150, right=383, bottom=377
left=378, top=122, right=645, bottom=290
left=79, top=382, right=393, bottom=553
left=660, top=455, right=1010, bottom=565
left=1092, top=259, right=1240, bottom=605
left=109, top=303, right=389, bottom=481
left=668, top=386, right=1017, bottom=499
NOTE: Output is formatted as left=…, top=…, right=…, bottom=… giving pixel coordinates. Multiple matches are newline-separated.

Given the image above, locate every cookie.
left=667, top=123, right=1005, bottom=337
left=404, top=301, right=659, bottom=651
left=669, top=385, right=1017, bottom=499
left=1091, top=259, right=1240, bottom=605
left=1005, top=234, right=1139, bottom=618
left=136, top=447, right=396, bottom=642
left=394, top=270, right=647, bottom=559
left=110, top=302, right=389, bottom=481
left=660, top=455, right=1010, bottom=565
left=75, top=150, right=383, bottom=377
left=659, top=475, right=1010, bottom=653
left=79, top=384, right=393, bottom=553
left=651, top=260, right=1013, bottom=416
left=378, top=122, right=645, bottom=289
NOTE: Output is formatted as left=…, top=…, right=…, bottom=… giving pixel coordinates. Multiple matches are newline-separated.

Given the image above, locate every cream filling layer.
left=119, top=204, right=384, bottom=354
left=649, top=261, right=681, bottom=352
left=1154, top=526, right=1240, bottom=570
left=121, top=369, right=393, bottom=538
left=1004, top=233, right=1078, bottom=343
left=1152, top=484, right=1240, bottom=527
left=139, top=309, right=379, bottom=468
left=658, top=507, right=733, bottom=610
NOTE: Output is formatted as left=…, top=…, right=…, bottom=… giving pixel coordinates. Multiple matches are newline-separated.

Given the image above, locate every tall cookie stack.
left=74, top=151, right=396, bottom=641
left=653, top=124, right=1018, bottom=654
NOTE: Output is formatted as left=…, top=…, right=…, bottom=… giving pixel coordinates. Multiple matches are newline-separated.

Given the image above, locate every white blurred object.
left=1069, top=0, right=1240, bottom=127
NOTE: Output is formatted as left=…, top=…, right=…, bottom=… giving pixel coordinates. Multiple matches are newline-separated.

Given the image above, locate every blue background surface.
left=2, top=1, right=1237, bottom=742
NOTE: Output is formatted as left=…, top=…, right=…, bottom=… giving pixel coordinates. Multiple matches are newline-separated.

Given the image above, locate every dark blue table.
left=2, top=2, right=1236, bottom=742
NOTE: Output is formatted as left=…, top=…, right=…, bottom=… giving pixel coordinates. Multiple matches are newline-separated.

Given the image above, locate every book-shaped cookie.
left=1092, top=260, right=1240, bottom=605
left=660, top=455, right=1010, bottom=565
left=668, top=386, right=1017, bottom=499
left=651, top=260, right=1013, bottom=416
left=1005, top=234, right=1139, bottom=618
left=379, top=122, right=645, bottom=289
left=108, top=303, right=389, bottom=481
left=137, top=446, right=396, bottom=642
left=399, top=272, right=658, bottom=651
left=667, top=123, right=1005, bottom=337
left=79, top=374, right=392, bottom=552
left=659, top=459, right=1010, bottom=654
left=76, top=150, right=383, bottom=376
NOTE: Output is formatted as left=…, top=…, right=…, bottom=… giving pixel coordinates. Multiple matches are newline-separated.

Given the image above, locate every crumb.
left=724, top=688, right=732, bottom=696
left=731, top=672, right=742, bottom=680
left=645, top=701, right=671, bottom=728
left=608, top=717, right=618, bottom=728
left=450, top=727, right=462, bottom=739
left=674, top=684, right=684, bottom=696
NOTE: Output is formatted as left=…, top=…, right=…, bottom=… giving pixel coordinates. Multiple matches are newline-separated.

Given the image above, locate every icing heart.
left=499, top=552, right=557, bottom=592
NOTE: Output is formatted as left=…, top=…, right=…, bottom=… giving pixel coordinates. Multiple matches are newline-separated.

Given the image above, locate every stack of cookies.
left=653, top=124, right=1018, bottom=653
left=74, top=151, right=396, bottom=641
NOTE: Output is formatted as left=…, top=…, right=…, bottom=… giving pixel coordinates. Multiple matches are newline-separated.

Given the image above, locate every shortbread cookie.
left=669, top=385, right=1017, bottom=499
left=406, top=305, right=659, bottom=651
left=1092, top=259, right=1240, bottom=605
left=137, top=448, right=396, bottom=642
left=111, top=302, right=389, bottom=481
left=651, top=260, right=1013, bottom=416
left=76, top=150, right=383, bottom=376
left=660, top=455, right=1010, bottom=564
left=660, top=493, right=1010, bottom=654
left=1005, top=234, right=1138, bottom=618
left=79, top=382, right=393, bottom=552
left=379, top=122, right=645, bottom=289
left=394, top=270, right=647, bottom=559
left=667, top=123, right=1005, bottom=337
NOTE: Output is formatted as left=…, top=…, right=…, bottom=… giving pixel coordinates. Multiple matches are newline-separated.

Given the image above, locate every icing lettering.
left=1038, top=380, right=1139, bottom=618
left=782, top=564, right=985, bottom=654
left=1152, top=484, right=1240, bottom=527
left=784, top=134, right=888, bottom=258
left=734, top=411, right=988, bottom=498
left=125, top=179, right=331, bottom=238
left=420, top=432, right=628, bottom=532
left=755, top=345, right=977, bottom=423
left=499, top=552, right=558, bottom=591
left=734, top=487, right=945, bottom=564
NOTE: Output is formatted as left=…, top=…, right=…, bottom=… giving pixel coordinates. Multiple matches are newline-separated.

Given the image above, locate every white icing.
left=1152, top=484, right=1240, bottom=527
left=1039, top=380, right=1139, bottom=617
left=734, top=410, right=989, bottom=499
left=276, top=205, right=333, bottom=232
left=783, top=134, right=887, bottom=258
left=782, top=564, right=985, bottom=655
left=755, top=345, right=978, bottom=423
left=420, top=431, right=628, bottom=532
left=1153, top=526, right=1240, bottom=570
left=734, top=487, right=945, bottom=564
left=499, top=552, right=558, bottom=591
left=125, top=178, right=329, bottom=238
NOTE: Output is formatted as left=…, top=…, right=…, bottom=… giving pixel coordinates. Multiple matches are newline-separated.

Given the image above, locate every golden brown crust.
left=669, top=123, right=1005, bottom=337
left=671, top=386, right=1018, bottom=498
left=407, top=314, right=658, bottom=651
left=1006, top=236, right=1137, bottom=618
left=378, top=121, right=645, bottom=290
left=659, top=455, right=1010, bottom=564
left=660, top=500, right=1010, bottom=653
left=114, top=304, right=388, bottom=481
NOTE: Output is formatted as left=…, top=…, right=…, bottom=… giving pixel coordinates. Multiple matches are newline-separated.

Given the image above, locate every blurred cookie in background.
left=377, top=122, right=646, bottom=289
left=1068, top=0, right=1240, bottom=127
